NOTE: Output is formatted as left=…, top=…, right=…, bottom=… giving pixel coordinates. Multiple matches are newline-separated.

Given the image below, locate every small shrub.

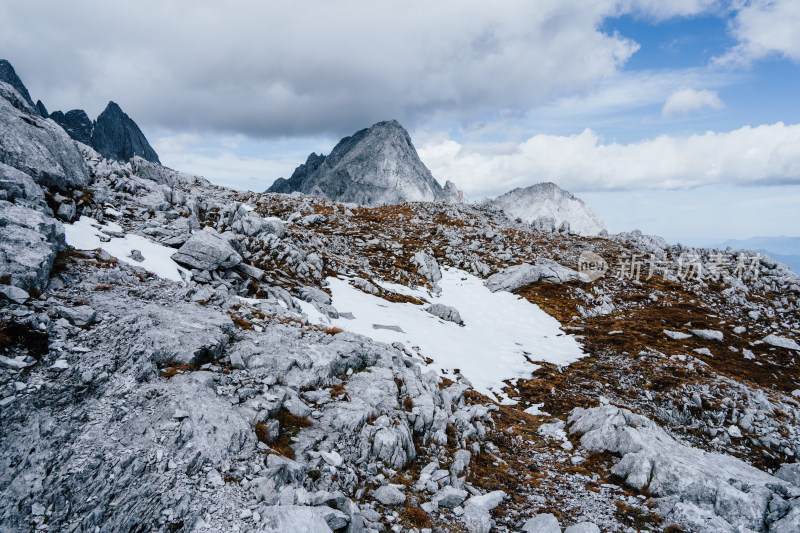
left=230, top=314, right=253, bottom=330
left=402, top=506, right=431, bottom=528
left=255, top=422, right=270, bottom=444
left=159, top=362, right=195, bottom=379
left=323, top=326, right=343, bottom=335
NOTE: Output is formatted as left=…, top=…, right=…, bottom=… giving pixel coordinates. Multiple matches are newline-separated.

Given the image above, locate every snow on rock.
left=485, top=259, right=580, bottom=293
left=65, top=216, right=190, bottom=282
left=481, top=182, right=608, bottom=236
left=312, top=268, right=585, bottom=401
left=568, top=404, right=800, bottom=532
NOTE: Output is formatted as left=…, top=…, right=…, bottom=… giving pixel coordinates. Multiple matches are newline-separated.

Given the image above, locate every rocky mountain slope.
left=481, top=182, right=609, bottom=236
left=268, top=120, right=445, bottom=206
left=2, top=64, right=800, bottom=533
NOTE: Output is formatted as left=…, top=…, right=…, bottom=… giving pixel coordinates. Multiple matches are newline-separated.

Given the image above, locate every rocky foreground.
left=2, top=75, right=800, bottom=533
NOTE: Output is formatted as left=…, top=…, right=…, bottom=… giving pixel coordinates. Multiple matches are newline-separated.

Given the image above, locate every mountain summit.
left=0, top=60, right=37, bottom=113
left=482, top=182, right=608, bottom=236
left=268, top=120, right=443, bottom=206
left=49, top=101, right=161, bottom=164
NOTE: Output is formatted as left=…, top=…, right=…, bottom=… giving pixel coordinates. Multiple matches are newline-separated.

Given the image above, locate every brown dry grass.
left=254, top=422, right=270, bottom=444
left=159, top=362, right=196, bottom=379
left=270, top=410, right=312, bottom=460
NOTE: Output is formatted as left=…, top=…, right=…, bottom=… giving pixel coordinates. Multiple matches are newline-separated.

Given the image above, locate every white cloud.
left=717, top=0, right=800, bottom=64
left=152, top=132, right=332, bottom=191
left=662, top=88, right=725, bottom=116
left=417, top=122, right=800, bottom=197
left=0, top=0, right=716, bottom=138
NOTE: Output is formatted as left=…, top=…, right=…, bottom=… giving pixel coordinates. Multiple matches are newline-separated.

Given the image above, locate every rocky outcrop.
left=171, top=227, right=243, bottom=271
left=0, top=81, right=89, bottom=190
left=35, top=100, right=48, bottom=118
left=482, top=182, right=608, bottom=236
left=268, top=120, right=444, bottom=206
left=0, top=200, right=64, bottom=291
left=426, top=303, right=463, bottom=325
left=0, top=60, right=37, bottom=112
left=90, top=101, right=161, bottom=164
left=485, top=259, right=580, bottom=292
left=568, top=405, right=800, bottom=532
left=49, top=109, right=94, bottom=145
left=441, top=180, right=466, bottom=204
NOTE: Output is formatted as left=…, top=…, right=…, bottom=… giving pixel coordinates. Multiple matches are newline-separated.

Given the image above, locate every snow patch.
left=307, top=268, right=586, bottom=401
left=64, top=216, right=190, bottom=282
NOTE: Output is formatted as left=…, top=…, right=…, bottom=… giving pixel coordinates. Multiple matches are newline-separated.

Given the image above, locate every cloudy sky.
left=2, top=0, right=799, bottom=244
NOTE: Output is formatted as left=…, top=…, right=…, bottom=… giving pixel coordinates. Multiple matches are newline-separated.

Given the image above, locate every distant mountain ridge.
left=720, top=236, right=800, bottom=274
left=480, top=182, right=609, bottom=236
left=268, top=120, right=447, bottom=206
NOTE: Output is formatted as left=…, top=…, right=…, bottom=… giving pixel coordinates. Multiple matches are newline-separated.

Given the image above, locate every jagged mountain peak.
left=483, top=181, right=609, bottom=236
left=90, top=101, right=160, bottom=164
left=0, top=60, right=37, bottom=113
left=268, top=119, right=443, bottom=206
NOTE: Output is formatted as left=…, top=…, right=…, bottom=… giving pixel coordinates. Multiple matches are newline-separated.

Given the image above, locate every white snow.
left=64, top=216, right=190, bottom=283
left=306, top=268, right=586, bottom=401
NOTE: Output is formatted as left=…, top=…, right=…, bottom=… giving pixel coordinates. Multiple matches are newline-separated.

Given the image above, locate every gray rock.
left=0, top=284, right=29, bottom=304
left=59, top=305, right=97, bottom=326
left=775, top=463, right=800, bottom=487
left=105, top=299, right=234, bottom=366
left=0, top=162, right=46, bottom=206
left=564, top=523, right=600, bottom=533
left=35, top=99, right=48, bottom=118
left=433, top=486, right=467, bottom=508
left=49, top=109, right=94, bottom=145
left=0, top=201, right=64, bottom=291
left=91, top=101, right=160, bottom=163
left=268, top=120, right=444, bottom=206
left=425, top=303, right=463, bottom=325
left=413, top=251, right=442, bottom=284
left=568, top=405, right=794, bottom=532
left=131, top=156, right=177, bottom=186
left=0, top=82, right=90, bottom=190
left=0, top=60, right=36, bottom=111
left=171, top=227, right=242, bottom=271
left=441, top=180, right=466, bottom=204
left=460, top=491, right=505, bottom=533
left=373, top=485, right=406, bottom=505
left=254, top=505, right=335, bottom=533
left=56, top=200, right=76, bottom=222
left=522, top=513, right=562, bottom=533
left=486, top=260, right=580, bottom=293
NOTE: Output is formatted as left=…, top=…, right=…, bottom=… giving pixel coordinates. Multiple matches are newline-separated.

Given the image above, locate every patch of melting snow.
left=301, top=267, right=586, bottom=402
left=64, top=216, right=190, bottom=283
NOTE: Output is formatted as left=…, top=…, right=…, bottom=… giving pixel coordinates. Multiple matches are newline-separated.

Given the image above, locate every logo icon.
left=578, top=251, right=608, bottom=282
